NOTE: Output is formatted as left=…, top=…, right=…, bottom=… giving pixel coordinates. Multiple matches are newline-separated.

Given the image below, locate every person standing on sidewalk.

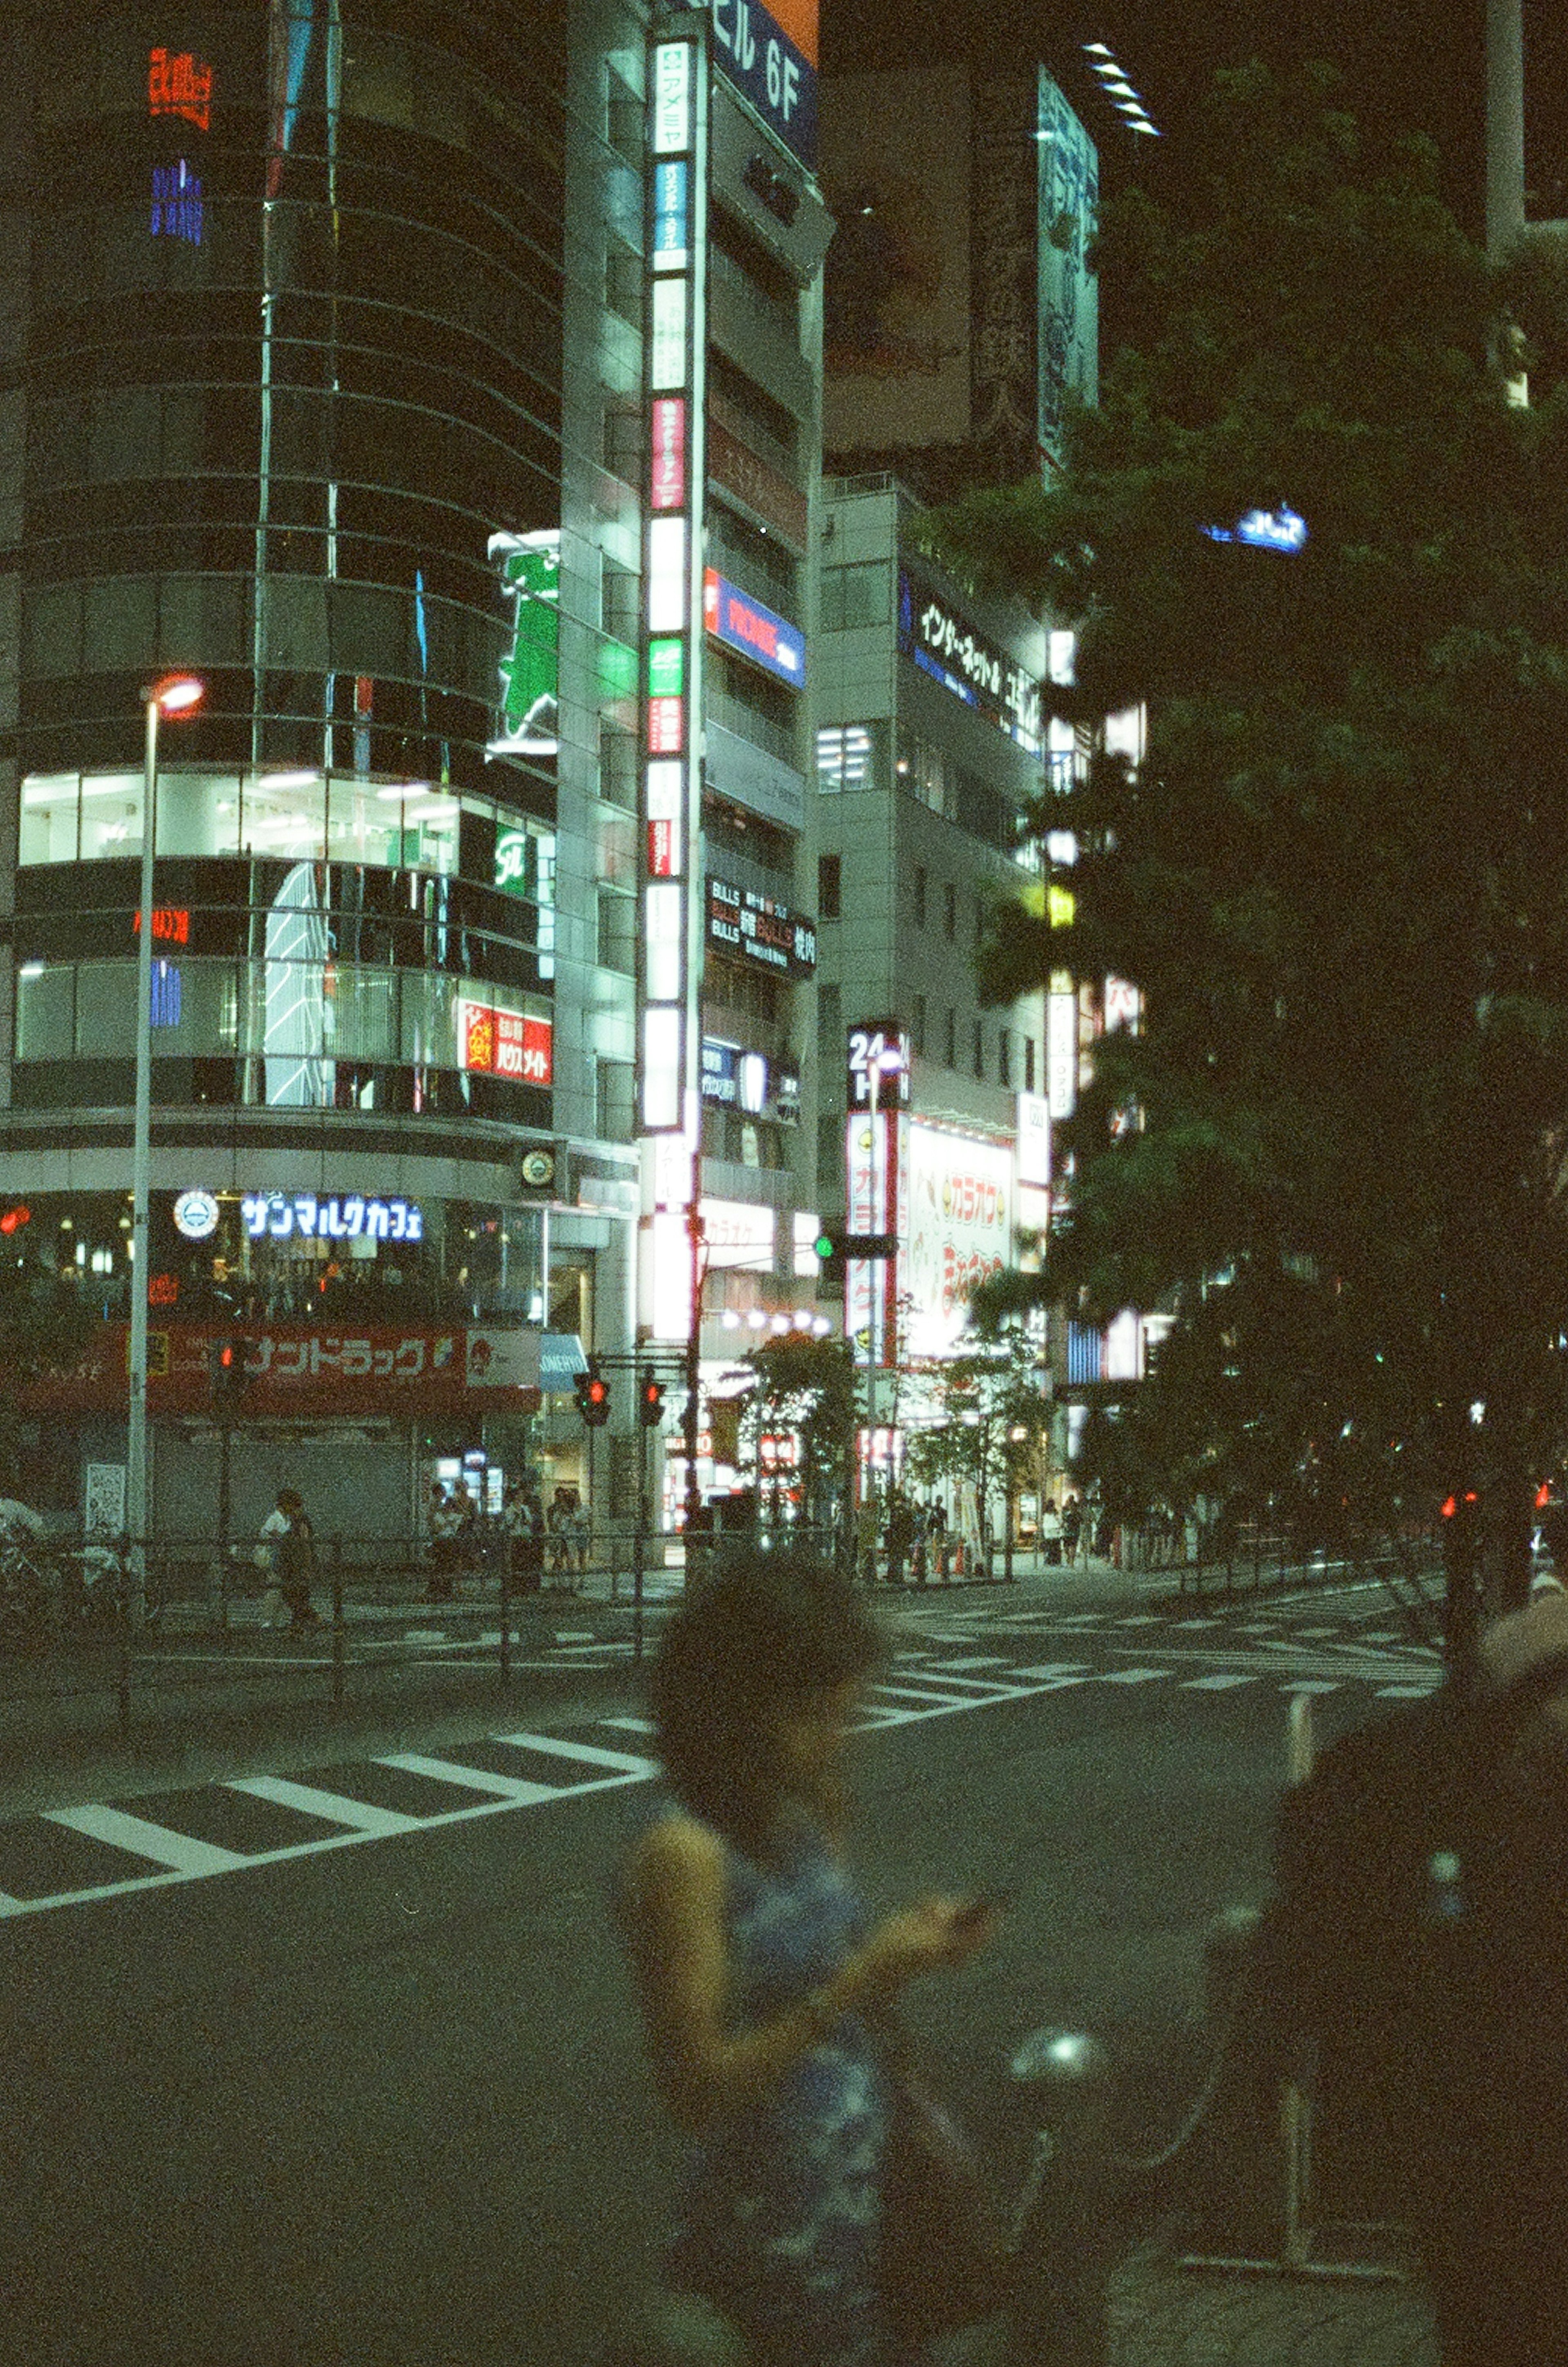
left=272, top=1489, right=320, bottom=1629
left=502, top=1480, right=544, bottom=1596
left=1264, top=1589, right=1568, bottom=2366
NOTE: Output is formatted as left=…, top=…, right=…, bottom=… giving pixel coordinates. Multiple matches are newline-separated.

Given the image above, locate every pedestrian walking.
left=567, top=1489, right=590, bottom=1586
left=270, top=1489, right=319, bottom=1629
left=502, top=1480, right=543, bottom=1596
left=616, top=1551, right=1001, bottom=2367
left=427, top=1482, right=463, bottom=1601
left=1262, top=1589, right=1568, bottom=2367
left=1040, top=1496, right=1063, bottom=1567
left=1061, top=1496, right=1082, bottom=1566
left=546, top=1487, right=573, bottom=1586
left=884, top=1494, right=914, bottom=1590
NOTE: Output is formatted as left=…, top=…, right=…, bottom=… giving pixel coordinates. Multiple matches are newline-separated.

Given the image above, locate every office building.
left=0, top=0, right=653, bottom=1537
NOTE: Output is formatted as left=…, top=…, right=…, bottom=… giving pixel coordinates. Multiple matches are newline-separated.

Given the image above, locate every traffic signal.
left=813, top=1228, right=899, bottom=1268
left=574, top=1366, right=610, bottom=1428
left=208, top=1336, right=251, bottom=1412
left=639, top=1377, right=665, bottom=1428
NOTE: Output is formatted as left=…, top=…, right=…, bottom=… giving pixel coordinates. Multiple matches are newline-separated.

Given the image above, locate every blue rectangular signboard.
left=703, top=568, right=806, bottom=690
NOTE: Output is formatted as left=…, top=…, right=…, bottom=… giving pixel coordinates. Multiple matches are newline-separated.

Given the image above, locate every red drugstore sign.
left=148, top=47, right=213, bottom=131
left=24, top=1327, right=542, bottom=1418
left=460, top=1001, right=552, bottom=1085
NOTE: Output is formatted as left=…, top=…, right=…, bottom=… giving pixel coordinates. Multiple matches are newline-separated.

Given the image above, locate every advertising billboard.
left=1036, top=72, right=1098, bottom=469
left=906, top=1125, right=1013, bottom=1358
left=820, top=68, right=972, bottom=452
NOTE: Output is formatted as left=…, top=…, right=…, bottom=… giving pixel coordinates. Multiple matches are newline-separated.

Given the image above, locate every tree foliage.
left=938, top=66, right=1568, bottom=1583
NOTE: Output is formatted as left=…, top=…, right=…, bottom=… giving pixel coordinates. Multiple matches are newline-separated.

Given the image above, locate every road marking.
left=490, top=1731, right=659, bottom=1775
left=600, top=1716, right=656, bottom=1734
left=1173, top=1619, right=1222, bottom=1629
left=1374, top=1683, right=1438, bottom=1698
left=868, top=1682, right=1001, bottom=1707
left=927, top=1655, right=1011, bottom=1670
left=1179, top=1673, right=1257, bottom=1691
left=1011, top=1663, right=1093, bottom=1680
left=374, top=1753, right=559, bottom=1802
left=42, top=1803, right=249, bottom=1874
left=1113, top=1616, right=1161, bottom=1627
left=226, top=1775, right=424, bottom=1835
left=1291, top=1627, right=1339, bottom=1638
left=1280, top=1681, right=1341, bottom=1695
left=1096, top=1667, right=1171, bottom=1685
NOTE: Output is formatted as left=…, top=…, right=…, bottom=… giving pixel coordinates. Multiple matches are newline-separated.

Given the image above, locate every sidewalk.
left=1108, top=2248, right=1436, bottom=2365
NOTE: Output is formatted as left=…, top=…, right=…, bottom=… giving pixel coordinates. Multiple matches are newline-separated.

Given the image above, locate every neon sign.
left=150, top=160, right=204, bottom=246
left=1203, top=506, right=1308, bottom=552
left=148, top=48, right=213, bottom=132
left=240, top=1194, right=424, bottom=1243
left=133, top=907, right=191, bottom=946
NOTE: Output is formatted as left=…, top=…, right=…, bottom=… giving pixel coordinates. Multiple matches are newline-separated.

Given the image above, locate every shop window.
left=76, top=962, right=139, bottom=1059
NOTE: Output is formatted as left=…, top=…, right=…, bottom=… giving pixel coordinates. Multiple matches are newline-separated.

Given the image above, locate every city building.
left=0, top=0, right=652, bottom=1540
left=813, top=472, right=1052, bottom=1516
left=633, top=2, right=833, bottom=1525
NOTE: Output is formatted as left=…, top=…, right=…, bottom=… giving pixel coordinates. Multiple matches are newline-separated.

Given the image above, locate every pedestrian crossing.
left=0, top=1639, right=1440, bottom=1923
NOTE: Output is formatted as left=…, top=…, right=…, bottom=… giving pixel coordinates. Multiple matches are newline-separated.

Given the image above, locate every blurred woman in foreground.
left=619, top=1552, right=996, bottom=2365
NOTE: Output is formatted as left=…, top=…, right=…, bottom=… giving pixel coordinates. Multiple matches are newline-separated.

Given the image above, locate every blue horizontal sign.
left=712, top=0, right=817, bottom=170
left=703, top=568, right=806, bottom=690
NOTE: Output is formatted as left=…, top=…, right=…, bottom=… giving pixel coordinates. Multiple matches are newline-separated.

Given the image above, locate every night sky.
left=823, top=0, right=1491, bottom=237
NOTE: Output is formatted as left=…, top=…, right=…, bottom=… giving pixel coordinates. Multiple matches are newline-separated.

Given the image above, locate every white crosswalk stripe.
left=1180, top=1673, right=1257, bottom=1691
left=45, top=1802, right=250, bottom=1874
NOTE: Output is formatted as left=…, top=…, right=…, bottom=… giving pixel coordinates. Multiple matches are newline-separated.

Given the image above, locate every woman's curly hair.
left=649, top=1549, right=882, bottom=1858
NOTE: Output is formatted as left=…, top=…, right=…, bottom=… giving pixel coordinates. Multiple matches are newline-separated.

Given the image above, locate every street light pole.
left=127, top=675, right=203, bottom=1621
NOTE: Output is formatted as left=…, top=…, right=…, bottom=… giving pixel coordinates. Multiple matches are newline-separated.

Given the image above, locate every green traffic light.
left=814, top=1232, right=835, bottom=1260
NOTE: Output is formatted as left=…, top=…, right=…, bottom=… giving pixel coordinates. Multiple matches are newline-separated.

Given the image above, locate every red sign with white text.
left=650, top=397, right=687, bottom=511
left=20, top=1327, right=542, bottom=1419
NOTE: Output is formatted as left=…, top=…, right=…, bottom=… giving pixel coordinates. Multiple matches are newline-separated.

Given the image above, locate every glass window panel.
left=400, top=969, right=456, bottom=1065
left=326, top=775, right=402, bottom=868
left=15, top=965, right=75, bottom=1060
left=23, top=584, right=84, bottom=678
left=75, top=962, right=138, bottom=1058
left=242, top=770, right=327, bottom=861
left=80, top=773, right=145, bottom=862
left=156, top=772, right=243, bottom=858
left=84, top=576, right=157, bottom=671
left=89, top=387, right=158, bottom=482
left=406, top=792, right=459, bottom=875
left=19, top=773, right=80, bottom=865
left=327, top=967, right=398, bottom=1061
left=158, top=574, right=247, bottom=668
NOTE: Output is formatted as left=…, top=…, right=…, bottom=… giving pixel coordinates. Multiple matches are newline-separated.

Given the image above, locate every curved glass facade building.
left=0, top=0, right=646, bottom=1531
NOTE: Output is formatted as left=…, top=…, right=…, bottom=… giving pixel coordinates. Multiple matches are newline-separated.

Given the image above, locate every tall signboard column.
left=641, top=16, right=710, bottom=1523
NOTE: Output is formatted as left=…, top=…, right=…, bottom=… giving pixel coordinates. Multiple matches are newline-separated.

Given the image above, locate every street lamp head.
left=145, top=673, right=205, bottom=716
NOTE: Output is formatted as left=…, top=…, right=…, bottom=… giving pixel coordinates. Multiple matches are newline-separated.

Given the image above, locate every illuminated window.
left=815, top=723, right=873, bottom=791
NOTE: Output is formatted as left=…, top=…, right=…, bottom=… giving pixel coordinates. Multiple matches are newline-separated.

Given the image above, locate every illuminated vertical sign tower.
left=640, top=25, right=708, bottom=1144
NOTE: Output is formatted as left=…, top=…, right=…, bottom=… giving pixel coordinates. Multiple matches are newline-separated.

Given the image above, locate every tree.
left=935, top=65, right=1568, bottom=1668
left=742, top=1334, right=858, bottom=1540
left=904, top=1326, right=1048, bottom=1571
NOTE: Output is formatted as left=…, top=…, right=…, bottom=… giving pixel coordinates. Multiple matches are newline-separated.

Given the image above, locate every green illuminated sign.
left=488, top=529, right=559, bottom=756
left=648, top=638, right=684, bottom=698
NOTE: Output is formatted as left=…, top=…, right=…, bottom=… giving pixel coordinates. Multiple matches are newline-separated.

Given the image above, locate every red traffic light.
left=639, top=1377, right=665, bottom=1427
left=574, top=1367, right=610, bottom=1428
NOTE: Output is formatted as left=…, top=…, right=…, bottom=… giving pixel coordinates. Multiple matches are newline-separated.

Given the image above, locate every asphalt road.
left=0, top=1582, right=1438, bottom=2367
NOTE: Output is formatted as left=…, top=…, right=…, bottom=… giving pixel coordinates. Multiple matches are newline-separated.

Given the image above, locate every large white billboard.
left=906, top=1125, right=1013, bottom=1358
